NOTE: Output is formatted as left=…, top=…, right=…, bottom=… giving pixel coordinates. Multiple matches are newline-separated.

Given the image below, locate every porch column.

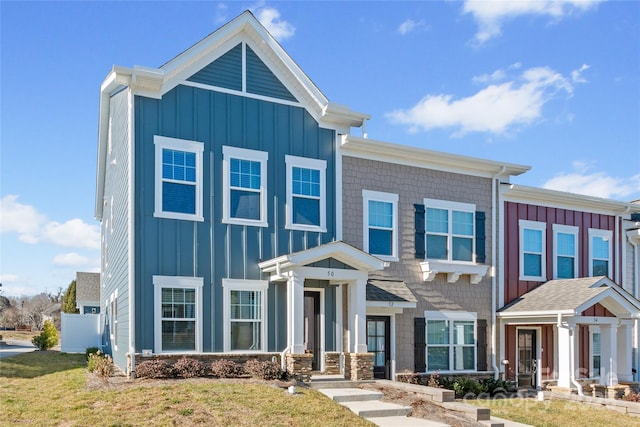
left=600, top=324, right=618, bottom=386
left=288, top=273, right=305, bottom=354
left=348, top=278, right=368, bottom=353
left=557, top=323, right=572, bottom=388
left=617, top=322, right=633, bottom=382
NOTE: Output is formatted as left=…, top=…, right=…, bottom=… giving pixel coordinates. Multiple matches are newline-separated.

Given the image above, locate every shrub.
left=31, top=320, right=59, bottom=350
left=624, top=391, right=640, bottom=402
left=210, top=359, right=243, bottom=378
left=174, top=357, right=205, bottom=378
left=478, top=377, right=515, bottom=396
left=136, top=359, right=176, bottom=379
left=85, top=346, right=100, bottom=360
left=87, top=351, right=113, bottom=378
left=244, top=359, right=283, bottom=380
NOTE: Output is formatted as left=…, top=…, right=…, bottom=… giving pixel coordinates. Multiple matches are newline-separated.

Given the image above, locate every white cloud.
left=397, top=19, right=427, bottom=35
left=542, top=161, right=640, bottom=200
left=0, top=273, right=20, bottom=283
left=463, top=0, right=601, bottom=44
left=386, top=65, right=577, bottom=136
left=53, top=252, right=90, bottom=267
left=256, top=7, right=295, bottom=41
left=0, top=195, right=100, bottom=249
left=571, top=64, right=590, bottom=83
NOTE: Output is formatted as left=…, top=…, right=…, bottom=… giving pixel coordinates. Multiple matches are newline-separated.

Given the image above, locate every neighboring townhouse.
left=340, top=135, right=529, bottom=379
left=498, top=185, right=640, bottom=392
left=95, top=11, right=386, bottom=378
left=76, top=272, right=100, bottom=314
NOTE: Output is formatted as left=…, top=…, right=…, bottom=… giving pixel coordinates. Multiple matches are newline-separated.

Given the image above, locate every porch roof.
left=367, top=279, right=417, bottom=308
left=498, top=276, right=640, bottom=319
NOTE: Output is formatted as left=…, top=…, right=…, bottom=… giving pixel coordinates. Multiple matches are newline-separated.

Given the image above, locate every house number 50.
left=327, top=270, right=335, bottom=277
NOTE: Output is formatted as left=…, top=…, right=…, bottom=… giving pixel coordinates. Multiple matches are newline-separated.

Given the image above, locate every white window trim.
left=588, top=228, right=613, bottom=277
left=222, top=146, right=268, bottom=227
left=519, top=219, right=547, bottom=281
left=285, top=155, right=327, bottom=232
left=424, top=198, right=477, bottom=264
left=222, top=278, right=268, bottom=353
left=153, top=136, right=204, bottom=222
left=109, top=289, right=118, bottom=351
left=363, top=190, right=399, bottom=262
left=589, top=325, right=601, bottom=378
left=153, top=275, right=203, bottom=354
left=424, top=310, right=477, bottom=373
left=552, top=224, right=579, bottom=279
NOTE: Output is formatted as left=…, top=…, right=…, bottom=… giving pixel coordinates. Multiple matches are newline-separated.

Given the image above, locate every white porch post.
left=348, top=278, right=368, bottom=353
left=288, top=273, right=305, bottom=354
left=617, top=322, right=633, bottom=382
left=557, top=323, right=572, bottom=388
left=600, top=324, right=619, bottom=386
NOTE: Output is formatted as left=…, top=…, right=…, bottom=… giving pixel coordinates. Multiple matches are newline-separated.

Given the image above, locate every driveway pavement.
left=0, top=339, right=36, bottom=359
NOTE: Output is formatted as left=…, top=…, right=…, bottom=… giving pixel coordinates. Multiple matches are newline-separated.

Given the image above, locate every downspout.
left=127, top=87, right=136, bottom=377
left=491, top=167, right=506, bottom=379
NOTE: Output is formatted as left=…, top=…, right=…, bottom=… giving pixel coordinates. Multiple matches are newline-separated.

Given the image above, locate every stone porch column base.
left=344, top=352, right=374, bottom=381
left=285, top=353, right=313, bottom=382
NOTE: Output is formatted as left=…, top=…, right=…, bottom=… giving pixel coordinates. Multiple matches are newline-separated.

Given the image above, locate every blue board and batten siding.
left=101, top=88, right=131, bottom=371
left=133, top=81, right=338, bottom=353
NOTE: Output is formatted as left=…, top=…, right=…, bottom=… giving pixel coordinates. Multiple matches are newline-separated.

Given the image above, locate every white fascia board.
left=502, top=184, right=640, bottom=217
left=341, top=135, right=530, bottom=178
left=496, top=309, right=575, bottom=319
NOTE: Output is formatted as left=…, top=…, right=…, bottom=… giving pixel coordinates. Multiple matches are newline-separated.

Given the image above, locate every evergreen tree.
left=61, top=280, right=79, bottom=314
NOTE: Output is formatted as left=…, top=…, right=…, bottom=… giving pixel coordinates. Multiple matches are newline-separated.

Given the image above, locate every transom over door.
left=367, top=316, right=390, bottom=379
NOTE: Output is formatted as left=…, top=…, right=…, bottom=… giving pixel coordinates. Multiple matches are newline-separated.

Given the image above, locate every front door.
left=304, top=291, right=321, bottom=371
left=367, top=316, right=391, bottom=379
left=517, top=329, right=537, bottom=388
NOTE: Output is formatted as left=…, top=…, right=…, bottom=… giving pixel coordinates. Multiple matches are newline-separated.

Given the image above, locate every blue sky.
left=1, top=1, right=639, bottom=297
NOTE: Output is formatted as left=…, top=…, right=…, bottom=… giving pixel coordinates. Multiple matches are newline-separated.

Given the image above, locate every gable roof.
left=498, top=276, right=640, bottom=319
left=76, top=272, right=100, bottom=303
left=95, top=10, right=369, bottom=219
left=367, top=279, right=417, bottom=308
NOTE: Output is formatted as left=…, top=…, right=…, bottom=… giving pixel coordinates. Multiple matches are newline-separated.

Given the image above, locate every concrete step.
left=342, top=400, right=412, bottom=418
left=367, top=416, right=450, bottom=426
left=309, top=379, right=375, bottom=389
left=319, top=387, right=383, bottom=403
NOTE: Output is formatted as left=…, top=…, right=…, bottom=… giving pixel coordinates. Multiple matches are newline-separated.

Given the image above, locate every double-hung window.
left=589, top=228, right=612, bottom=277
left=424, top=199, right=475, bottom=262
left=425, top=311, right=476, bottom=372
left=222, top=279, right=268, bottom=352
left=590, top=327, right=601, bottom=377
left=154, top=136, right=204, bottom=221
left=285, top=155, right=326, bottom=231
left=519, top=220, right=546, bottom=281
left=363, top=190, right=398, bottom=261
left=222, top=146, right=268, bottom=227
left=553, top=224, right=578, bottom=279
left=153, top=276, right=203, bottom=353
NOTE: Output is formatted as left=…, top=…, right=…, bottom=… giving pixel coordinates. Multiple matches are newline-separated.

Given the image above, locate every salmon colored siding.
left=503, top=202, right=617, bottom=305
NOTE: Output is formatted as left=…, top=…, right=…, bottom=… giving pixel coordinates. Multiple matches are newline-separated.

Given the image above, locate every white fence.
left=61, top=313, right=101, bottom=353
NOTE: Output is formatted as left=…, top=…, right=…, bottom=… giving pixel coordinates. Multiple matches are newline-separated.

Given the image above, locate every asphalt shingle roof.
left=367, top=279, right=417, bottom=304
left=76, top=272, right=100, bottom=302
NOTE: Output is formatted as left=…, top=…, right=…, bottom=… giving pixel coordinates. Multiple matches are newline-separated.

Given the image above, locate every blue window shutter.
left=414, top=317, right=426, bottom=372
left=414, top=204, right=425, bottom=259
left=475, top=211, right=486, bottom=264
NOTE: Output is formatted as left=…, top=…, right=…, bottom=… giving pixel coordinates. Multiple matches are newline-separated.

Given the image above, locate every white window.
left=109, top=289, right=118, bottom=351
left=425, top=311, right=476, bottom=372
left=222, top=146, right=268, bottom=227
left=590, top=327, right=601, bottom=378
left=363, top=190, right=398, bottom=261
left=424, top=199, right=475, bottom=263
left=153, top=276, right=203, bottom=353
left=222, top=279, right=268, bottom=352
left=589, top=229, right=612, bottom=278
left=154, top=136, right=204, bottom=221
left=553, top=224, right=579, bottom=279
left=285, top=155, right=326, bottom=232
left=519, top=220, right=547, bottom=281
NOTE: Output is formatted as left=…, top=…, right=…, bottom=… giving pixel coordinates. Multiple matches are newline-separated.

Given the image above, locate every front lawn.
left=0, top=351, right=373, bottom=426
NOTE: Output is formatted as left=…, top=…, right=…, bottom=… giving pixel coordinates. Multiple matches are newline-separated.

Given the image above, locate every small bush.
left=87, top=351, right=113, bottom=378
left=174, top=357, right=205, bottom=378
left=31, top=320, right=59, bottom=350
left=244, top=359, right=283, bottom=380
left=478, top=377, right=514, bottom=396
left=136, top=359, right=175, bottom=379
left=210, top=359, right=243, bottom=378
left=85, top=346, right=100, bottom=360
left=624, top=391, right=640, bottom=402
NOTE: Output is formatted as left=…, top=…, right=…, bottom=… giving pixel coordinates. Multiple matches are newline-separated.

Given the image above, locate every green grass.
left=0, top=351, right=374, bottom=426
left=471, top=397, right=640, bottom=427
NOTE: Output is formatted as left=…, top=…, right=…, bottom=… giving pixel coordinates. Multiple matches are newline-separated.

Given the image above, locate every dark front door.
left=518, top=329, right=537, bottom=388
left=367, top=316, right=391, bottom=379
left=304, top=291, right=321, bottom=371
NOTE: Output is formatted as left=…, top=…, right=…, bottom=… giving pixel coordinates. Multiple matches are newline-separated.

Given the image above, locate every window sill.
left=154, top=212, right=204, bottom=222
left=519, top=275, right=546, bottom=282
left=372, top=254, right=399, bottom=263
left=222, top=218, right=268, bottom=228
left=420, top=260, right=488, bottom=284
left=285, top=224, right=327, bottom=233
